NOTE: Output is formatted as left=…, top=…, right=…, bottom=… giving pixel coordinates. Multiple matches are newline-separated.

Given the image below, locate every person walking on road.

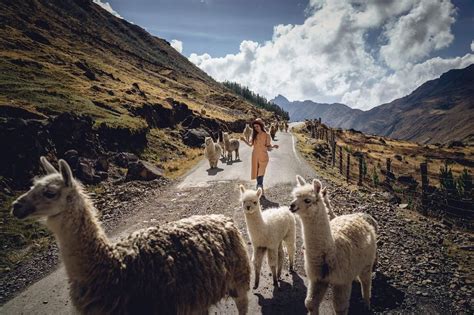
left=241, top=118, right=279, bottom=195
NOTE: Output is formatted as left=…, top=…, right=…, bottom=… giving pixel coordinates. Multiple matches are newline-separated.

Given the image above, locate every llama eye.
left=253, top=202, right=257, bottom=205
left=44, top=191, right=57, bottom=199
left=304, top=199, right=312, bottom=204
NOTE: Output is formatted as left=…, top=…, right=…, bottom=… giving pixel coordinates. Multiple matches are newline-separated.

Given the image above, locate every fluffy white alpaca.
left=243, top=124, right=252, bottom=143
left=11, top=157, right=251, bottom=314
left=204, top=137, right=222, bottom=169
left=290, top=175, right=377, bottom=315
left=223, top=132, right=240, bottom=161
left=239, top=185, right=296, bottom=288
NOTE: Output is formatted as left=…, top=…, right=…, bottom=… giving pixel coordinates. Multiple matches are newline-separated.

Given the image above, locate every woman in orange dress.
left=241, top=118, right=279, bottom=194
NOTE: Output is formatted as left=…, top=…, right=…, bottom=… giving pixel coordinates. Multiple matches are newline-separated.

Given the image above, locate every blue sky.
left=96, top=0, right=474, bottom=109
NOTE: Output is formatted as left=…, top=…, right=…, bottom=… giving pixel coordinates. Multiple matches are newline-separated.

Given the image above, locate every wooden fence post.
left=346, top=152, right=351, bottom=182
left=332, top=141, right=336, bottom=167
left=311, top=124, right=315, bottom=138
left=339, top=146, right=343, bottom=174
left=420, top=162, right=429, bottom=208
left=358, top=155, right=363, bottom=185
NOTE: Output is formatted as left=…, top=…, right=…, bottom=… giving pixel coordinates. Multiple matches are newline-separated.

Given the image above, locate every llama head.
left=239, top=185, right=262, bottom=214
left=11, top=157, right=76, bottom=220
left=290, top=175, right=325, bottom=217
left=223, top=132, right=230, bottom=140
left=204, top=137, right=213, bottom=146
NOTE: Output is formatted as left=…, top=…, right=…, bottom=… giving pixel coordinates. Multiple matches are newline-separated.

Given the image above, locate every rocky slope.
left=273, top=64, right=474, bottom=144
left=0, top=0, right=277, bottom=188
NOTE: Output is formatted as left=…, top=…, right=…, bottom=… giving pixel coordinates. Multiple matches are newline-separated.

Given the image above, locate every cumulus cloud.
left=92, top=0, right=123, bottom=19
left=189, top=0, right=472, bottom=109
left=171, top=39, right=183, bottom=53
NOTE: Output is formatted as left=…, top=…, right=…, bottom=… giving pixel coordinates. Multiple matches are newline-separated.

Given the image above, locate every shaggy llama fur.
left=223, top=132, right=240, bottom=161
left=11, top=157, right=251, bottom=315
left=243, top=124, right=252, bottom=143
left=322, top=187, right=336, bottom=220
left=269, top=124, right=277, bottom=140
left=239, top=185, right=296, bottom=288
left=204, top=137, right=222, bottom=169
left=290, top=175, right=377, bottom=315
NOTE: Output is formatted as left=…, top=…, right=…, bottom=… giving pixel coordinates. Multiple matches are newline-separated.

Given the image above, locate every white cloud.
left=189, top=0, right=472, bottom=110
left=170, top=39, right=183, bottom=53
left=92, top=0, right=123, bottom=19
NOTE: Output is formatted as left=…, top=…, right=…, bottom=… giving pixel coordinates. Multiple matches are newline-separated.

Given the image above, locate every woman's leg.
left=256, top=175, right=263, bottom=189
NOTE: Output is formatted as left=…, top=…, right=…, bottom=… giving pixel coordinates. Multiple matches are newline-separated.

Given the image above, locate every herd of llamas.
left=205, top=121, right=289, bottom=170
left=11, top=120, right=378, bottom=314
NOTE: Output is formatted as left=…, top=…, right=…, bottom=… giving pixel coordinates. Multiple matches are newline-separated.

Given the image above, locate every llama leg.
left=359, top=265, right=373, bottom=309
left=252, top=247, right=265, bottom=289
left=305, top=280, right=328, bottom=314
left=231, top=286, right=249, bottom=315
left=236, top=148, right=240, bottom=160
left=266, top=248, right=278, bottom=286
left=277, top=242, right=284, bottom=279
left=332, top=283, right=352, bottom=315
left=284, top=233, right=296, bottom=272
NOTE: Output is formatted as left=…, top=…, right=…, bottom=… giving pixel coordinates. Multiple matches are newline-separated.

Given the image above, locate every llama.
left=269, top=124, right=277, bottom=140
left=279, top=121, right=285, bottom=132
left=239, top=185, right=296, bottom=289
left=218, top=130, right=226, bottom=159
left=290, top=175, right=377, bottom=315
left=11, top=157, right=251, bottom=314
left=242, top=124, right=252, bottom=143
left=204, top=137, right=222, bottom=169
left=284, top=122, right=289, bottom=132
left=223, top=132, right=240, bottom=162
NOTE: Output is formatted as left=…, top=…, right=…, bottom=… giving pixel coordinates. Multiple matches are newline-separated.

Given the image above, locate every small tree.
left=456, top=168, right=472, bottom=197
left=439, top=160, right=456, bottom=196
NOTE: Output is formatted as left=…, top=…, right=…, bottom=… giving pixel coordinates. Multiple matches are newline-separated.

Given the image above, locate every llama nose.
left=289, top=203, right=297, bottom=212
left=246, top=206, right=251, bottom=210
left=11, top=202, right=34, bottom=219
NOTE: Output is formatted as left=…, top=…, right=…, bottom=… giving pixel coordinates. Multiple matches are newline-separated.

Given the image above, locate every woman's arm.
left=240, top=136, right=252, bottom=147
left=265, top=134, right=279, bottom=149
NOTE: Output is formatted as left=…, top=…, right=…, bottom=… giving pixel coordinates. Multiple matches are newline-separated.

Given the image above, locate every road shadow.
left=349, top=272, right=405, bottom=314
left=260, top=196, right=279, bottom=209
left=206, top=167, right=224, bottom=176
left=255, top=271, right=307, bottom=314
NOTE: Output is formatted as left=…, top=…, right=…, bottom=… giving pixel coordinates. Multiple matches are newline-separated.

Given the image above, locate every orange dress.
left=251, top=132, right=271, bottom=180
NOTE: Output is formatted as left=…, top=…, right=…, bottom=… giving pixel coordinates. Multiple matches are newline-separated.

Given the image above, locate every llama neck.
left=206, top=143, right=216, bottom=155
left=244, top=205, right=266, bottom=239
left=301, top=203, right=335, bottom=254
left=47, top=187, right=112, bottom=282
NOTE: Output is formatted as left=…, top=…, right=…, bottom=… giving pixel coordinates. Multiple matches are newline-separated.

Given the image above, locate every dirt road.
left=1, top=129, right=336, bottom=314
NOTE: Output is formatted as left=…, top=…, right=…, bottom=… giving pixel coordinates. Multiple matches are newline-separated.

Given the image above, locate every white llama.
left=239, top=185, right=296, bottom=288
left=290, top=175, right=377, bottom=315
left=243, top=124, right=252, bottom=143
left=204, top=137, right=222, bottom=169
left=223, top=132, right=240, bottom=162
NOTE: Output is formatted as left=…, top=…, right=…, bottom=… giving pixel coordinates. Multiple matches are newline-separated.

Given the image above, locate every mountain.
left=0, top=0, right=277, bottom=186
left=273, top=64, right=474, bottom=144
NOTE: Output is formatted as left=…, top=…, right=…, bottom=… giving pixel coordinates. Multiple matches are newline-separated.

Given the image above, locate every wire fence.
left=300, top=120, right=474, bottom=229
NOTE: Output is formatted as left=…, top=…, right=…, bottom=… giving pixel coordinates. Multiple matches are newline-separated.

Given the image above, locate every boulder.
left=63, top=149, right=79, bottom=169
left=114, top=152, right=139, bottom=168
left=126, top=160, right=163, bottom=181
left=182, top=128, right=209, bottom=147
left=95, top=156, right=109, bottom=172
left=77, top=158, right=101, bottom=184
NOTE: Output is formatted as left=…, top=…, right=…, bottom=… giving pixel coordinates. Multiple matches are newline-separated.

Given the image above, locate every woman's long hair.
left=251, top=120, right=266, bottom=144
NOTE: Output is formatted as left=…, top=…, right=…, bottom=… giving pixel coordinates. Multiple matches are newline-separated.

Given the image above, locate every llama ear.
left=322, top=187, right=327, bottom=196
left=256, top=187, right=262, bottom=198
left=239, top=184, right=246, bottom=194
left=313, top=179, right=322, bottom=194
left=40, top=156, right=57, bottom=174
left=59, top=159, right=73, bottom=187
left=296, top=175, right=306, bottom=186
